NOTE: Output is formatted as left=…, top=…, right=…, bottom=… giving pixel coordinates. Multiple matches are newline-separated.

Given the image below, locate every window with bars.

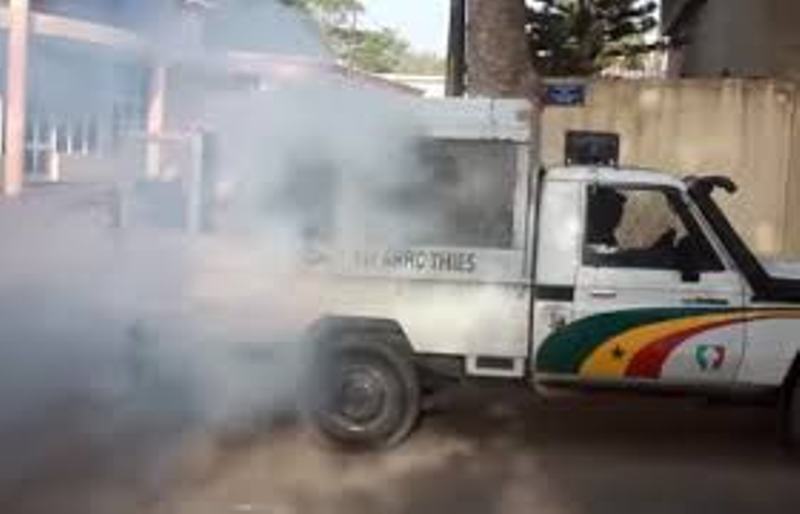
left=24, top=114, right=103, bottom=176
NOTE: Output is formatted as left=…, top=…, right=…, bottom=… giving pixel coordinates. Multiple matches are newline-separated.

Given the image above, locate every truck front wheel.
left=307, top=335, right=420, bottom=450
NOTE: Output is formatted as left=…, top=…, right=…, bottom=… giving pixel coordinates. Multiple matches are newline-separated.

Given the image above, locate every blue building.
left=0, top=0, right=331, bottom=179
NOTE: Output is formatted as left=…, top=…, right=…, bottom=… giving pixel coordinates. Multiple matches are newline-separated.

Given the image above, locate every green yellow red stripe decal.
left=535, top=308, right=714, bottom=375
left=535, top=308, right=800, bottom=379
left=625, top=318, right=742, bottom=378
left=579, top=312, right=739, bottom=378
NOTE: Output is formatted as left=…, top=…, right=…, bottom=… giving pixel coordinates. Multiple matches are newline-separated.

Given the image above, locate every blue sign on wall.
left=544, top=83, right=587, bottom=106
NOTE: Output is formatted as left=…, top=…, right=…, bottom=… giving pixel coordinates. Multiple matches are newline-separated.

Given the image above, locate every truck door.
left=537, top=183, right=746, bottom=385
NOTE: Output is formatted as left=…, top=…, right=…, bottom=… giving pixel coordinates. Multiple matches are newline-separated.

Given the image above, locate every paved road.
left=158, top=388, right=799, bottom=514
left=2, top=387, right=798, bottom=514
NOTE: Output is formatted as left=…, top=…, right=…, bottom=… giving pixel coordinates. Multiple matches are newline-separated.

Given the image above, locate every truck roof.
left=547, top=165, right=687, bottom=190
left=409, top=97, right=532, bottom=142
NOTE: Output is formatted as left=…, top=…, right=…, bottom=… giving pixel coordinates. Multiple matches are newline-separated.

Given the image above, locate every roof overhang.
left=0, top=7, right=417, bottom=97
left=409, top=98, right=533, bottom=142
left=0, top=7, right=146, bottom=53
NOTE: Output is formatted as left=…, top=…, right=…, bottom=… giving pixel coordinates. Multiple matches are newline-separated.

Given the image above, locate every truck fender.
left=305, top=317, right=456, bottom=394
left=306, top=316, right=414, bottom=354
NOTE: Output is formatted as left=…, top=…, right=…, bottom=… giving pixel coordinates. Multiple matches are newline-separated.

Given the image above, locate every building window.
left=24, top=114, right=104, bottom=176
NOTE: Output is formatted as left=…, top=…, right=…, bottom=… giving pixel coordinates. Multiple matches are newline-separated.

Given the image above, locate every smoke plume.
left=0, top=1, right=435, bottom=512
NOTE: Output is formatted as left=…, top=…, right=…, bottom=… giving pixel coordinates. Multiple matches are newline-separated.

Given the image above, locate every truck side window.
left=583, top=186, right=723, bottom=272
left=270, top=158, right=336, bottom=243
left=421, top=140, right=515, bottom=248
left=366, top=139, right=517, bottom=248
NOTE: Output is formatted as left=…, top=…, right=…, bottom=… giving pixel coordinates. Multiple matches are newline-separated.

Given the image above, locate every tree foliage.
left=396, top=51, right=446, bottom=76
left=281, top=0, right=440, bottom=74
left=327, top=26, right=409, bottom=73
left=526, top=0, right=658, bottom=76
left=281, top=0, right=363, bottom=25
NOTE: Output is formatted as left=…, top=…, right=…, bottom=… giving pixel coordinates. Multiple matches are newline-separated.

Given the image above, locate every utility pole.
left=3, top=0, right=31, bottom=197
left=446, top=0, right=467, bottom=96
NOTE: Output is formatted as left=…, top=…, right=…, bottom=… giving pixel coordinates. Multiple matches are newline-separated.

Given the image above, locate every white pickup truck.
left=284, top=99, right=800, bottom=450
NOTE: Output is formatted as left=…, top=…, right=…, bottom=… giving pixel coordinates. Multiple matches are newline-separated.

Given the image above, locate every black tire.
left=780, top=372, right=800, bottom=453
left=306, top=333, right=420, bottom=450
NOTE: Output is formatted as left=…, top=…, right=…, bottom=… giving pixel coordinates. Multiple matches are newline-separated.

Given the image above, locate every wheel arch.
left=307, top=316, right=414, bottom=354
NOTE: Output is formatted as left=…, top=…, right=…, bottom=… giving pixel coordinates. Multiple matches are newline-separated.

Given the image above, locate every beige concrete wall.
left=542, top=78, right=800, bottom=258
left=784, top=90, right=800, bottom=256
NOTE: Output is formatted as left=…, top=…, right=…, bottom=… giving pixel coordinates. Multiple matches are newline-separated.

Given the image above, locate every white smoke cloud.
left=0, top=1, right=439, bottom=512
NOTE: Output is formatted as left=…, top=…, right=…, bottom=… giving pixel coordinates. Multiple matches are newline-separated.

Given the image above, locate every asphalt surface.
left=153, top=388, right=800, bottom=514
left=1, top=386, right=800, bottom=514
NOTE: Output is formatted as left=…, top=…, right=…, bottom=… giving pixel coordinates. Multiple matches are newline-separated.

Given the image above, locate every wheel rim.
left=324, top=362, right=390, bottom=431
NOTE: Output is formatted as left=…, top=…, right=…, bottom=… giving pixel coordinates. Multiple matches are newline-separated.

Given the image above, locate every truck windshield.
left=688, top=178, right=800, bottom=302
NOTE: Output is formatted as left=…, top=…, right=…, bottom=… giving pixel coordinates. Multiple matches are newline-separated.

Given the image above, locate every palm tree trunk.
left=466, top=0, right=539, bottom=98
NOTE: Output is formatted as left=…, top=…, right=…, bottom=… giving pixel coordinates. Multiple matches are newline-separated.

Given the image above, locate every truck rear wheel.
left=307, top=334, right=420, bottom=450
left=781, top=371, right=800, bottom=452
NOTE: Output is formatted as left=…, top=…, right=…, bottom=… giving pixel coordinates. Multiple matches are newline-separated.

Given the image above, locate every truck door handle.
left=682, top=297, right=729, bottom=306
left=590, top=289, right=617, bottom=299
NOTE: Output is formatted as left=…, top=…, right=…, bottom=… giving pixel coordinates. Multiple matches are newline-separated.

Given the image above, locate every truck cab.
left=533, top=168, right=800, bottom=392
